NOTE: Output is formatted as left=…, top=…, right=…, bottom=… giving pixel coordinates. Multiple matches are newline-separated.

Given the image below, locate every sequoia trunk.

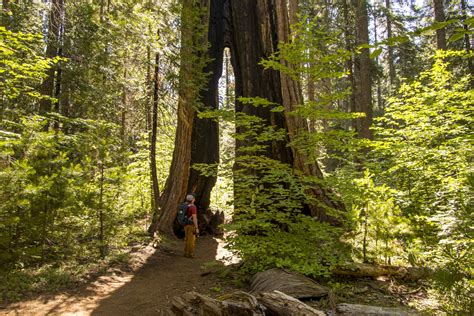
left=186, top=0, right=225, bottom=212
left=148, top=0, right=210, bottom=236
left=230, top=0, right=344, bottom=222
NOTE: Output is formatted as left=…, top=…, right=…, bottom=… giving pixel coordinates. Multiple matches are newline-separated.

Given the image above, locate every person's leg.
left=184, top=225, right=191, bottom=257
left=189, top=226, right=196, bottom=257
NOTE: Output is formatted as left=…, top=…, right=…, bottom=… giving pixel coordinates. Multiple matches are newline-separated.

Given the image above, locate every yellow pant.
left=184, top=225, right=196, bottom=258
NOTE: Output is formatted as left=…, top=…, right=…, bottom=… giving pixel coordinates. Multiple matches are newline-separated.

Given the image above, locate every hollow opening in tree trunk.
left=208, top=47, right=235, bottom=217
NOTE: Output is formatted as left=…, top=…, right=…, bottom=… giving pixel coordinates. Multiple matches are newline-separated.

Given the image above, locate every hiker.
left=183, top=194, right=199, bottom=258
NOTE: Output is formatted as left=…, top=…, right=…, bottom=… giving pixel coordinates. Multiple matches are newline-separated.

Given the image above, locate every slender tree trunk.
left=121, top=68, right=127, bottom=145
left=461, top=0, right=474, bottom=85
left=150, top=52, right=161, bottom=216
left=148, top=0, right=210, bottom=236
left=39, top=0, right=63, bottom=114
left=385, top=0, right=395, bottom=87
left=98, top=162, right=106, bottom=258
left=433, top=0, right=446, bottom=50
left=373, top=5, right=382, bottom=112
left=353, top=0, right=373, bottom=140
left=146, top=45, right=152, bottom=132
left=343, top=0, right=355, bottom=118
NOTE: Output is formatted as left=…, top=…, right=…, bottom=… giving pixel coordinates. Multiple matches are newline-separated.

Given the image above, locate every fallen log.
left=333, top=263, right=429, bottom=281
left=258, top=290, right=326, bottom=316
left=249, top=269, right=329, bottom=299
left=336, top=303, right=420, bottom=315
left=169, top=291, right=264, bottom=316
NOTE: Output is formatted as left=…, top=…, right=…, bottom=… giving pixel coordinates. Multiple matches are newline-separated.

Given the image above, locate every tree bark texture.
left=230, top=0, right=343, bottom=222
left=150, top=52, right=161, bottom=214
left=186, top=0, right=225, bottom=212
left=385, top=0, right=396, bottom=87
left=149, top=0, right=210, bottom=236
left=154, top=0, right=345, bottom=235
left=352, top=0, right=373, bottom=140
left=39, top=0, right=63, bottom=114
left=229, top=0, right=293, bottom=165
left=258, top=291, right=326, bottom=316
left=433, top=0, right=446, bottom=50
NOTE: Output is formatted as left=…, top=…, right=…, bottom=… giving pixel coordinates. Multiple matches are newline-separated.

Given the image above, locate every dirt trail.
left=2, top=236, right=236, bottom=316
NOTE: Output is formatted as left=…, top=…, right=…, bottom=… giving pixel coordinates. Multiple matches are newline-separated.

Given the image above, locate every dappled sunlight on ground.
left=2, top=245, right=157, bottom=316
left=214, top=233, right=241, bottom=266
left=1, top=236, right=237, bottom=315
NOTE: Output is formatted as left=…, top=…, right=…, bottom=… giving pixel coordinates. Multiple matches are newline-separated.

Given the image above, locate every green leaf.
left=370, top=48, right=383, bottom=59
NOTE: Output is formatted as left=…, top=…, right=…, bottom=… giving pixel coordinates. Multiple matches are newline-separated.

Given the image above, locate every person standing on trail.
left=184, top=194, right=199, bottom=258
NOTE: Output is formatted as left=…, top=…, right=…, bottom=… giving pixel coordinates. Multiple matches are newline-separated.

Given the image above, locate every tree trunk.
left=433, top=0, right=446, bottom=50
left=274, top=0, right=344, bottom=222
left=352, top=0, right=373, bottom=140
left=385, top=0, right=396, bottom=87
left=186, top=0, right=225, bottom=212
left=228, top=0, right=344, bottom=223
left=229, top=0, right=293, bottom=166
left=150, top=51, right=161, bottom=216
left=343, top=0, right=355, bottom=122
left=148, top=0, right=210, bottom=236
left=39, top=0, right=63, bottom=114
left=461, top=0, right=474, bottom=85
left=121, top=68, right=127, bottom=145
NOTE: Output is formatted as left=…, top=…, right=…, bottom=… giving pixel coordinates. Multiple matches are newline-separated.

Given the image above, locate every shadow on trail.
left=91, top=236, right=219, bottom=316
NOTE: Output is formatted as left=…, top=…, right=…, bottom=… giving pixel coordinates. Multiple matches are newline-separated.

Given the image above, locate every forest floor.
left=1, top=236, right=241, bottom=315
left=1, top=235, right=438, bottom=315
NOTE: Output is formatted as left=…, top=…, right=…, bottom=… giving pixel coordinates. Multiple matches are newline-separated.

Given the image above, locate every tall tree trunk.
left=288, top=0, right=299, bottom=28
left=433, top=0, right=446, bottom=50
left=121, top=68, right=127, bottom=145
left=230, top=0, right=344, bottom=223
left=150, top=52, right=161, bottom=216
left=385, top=0, right=395, bottom=87
left=352, top=0, right=373, bottom=140
left=148, top=0, right=210, bottom=236
left=274, top=0, right=343, bottom=222
left=186, top=0, right=225, bottom=213
left=39, top=0, right=63, bottom=114
left=374, top=4, right=382, bottom=112
left=229, top=0, right=293, bottom=164
left=343, top=0, right=355, bottom=120
left=461, top=0, right=474, bottom=85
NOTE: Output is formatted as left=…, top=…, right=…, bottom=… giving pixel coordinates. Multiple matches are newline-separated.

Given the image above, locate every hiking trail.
left=2, top=236, right=237, bottom=315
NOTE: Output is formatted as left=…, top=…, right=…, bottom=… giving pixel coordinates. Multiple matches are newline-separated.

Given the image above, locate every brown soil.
left=1, top=236, right=238, bottom=316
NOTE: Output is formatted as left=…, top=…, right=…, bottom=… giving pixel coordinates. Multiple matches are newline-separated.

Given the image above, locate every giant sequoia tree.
left=148, top=0, right=210, bottom=236
left=149, top=0, right=343, bottom=236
